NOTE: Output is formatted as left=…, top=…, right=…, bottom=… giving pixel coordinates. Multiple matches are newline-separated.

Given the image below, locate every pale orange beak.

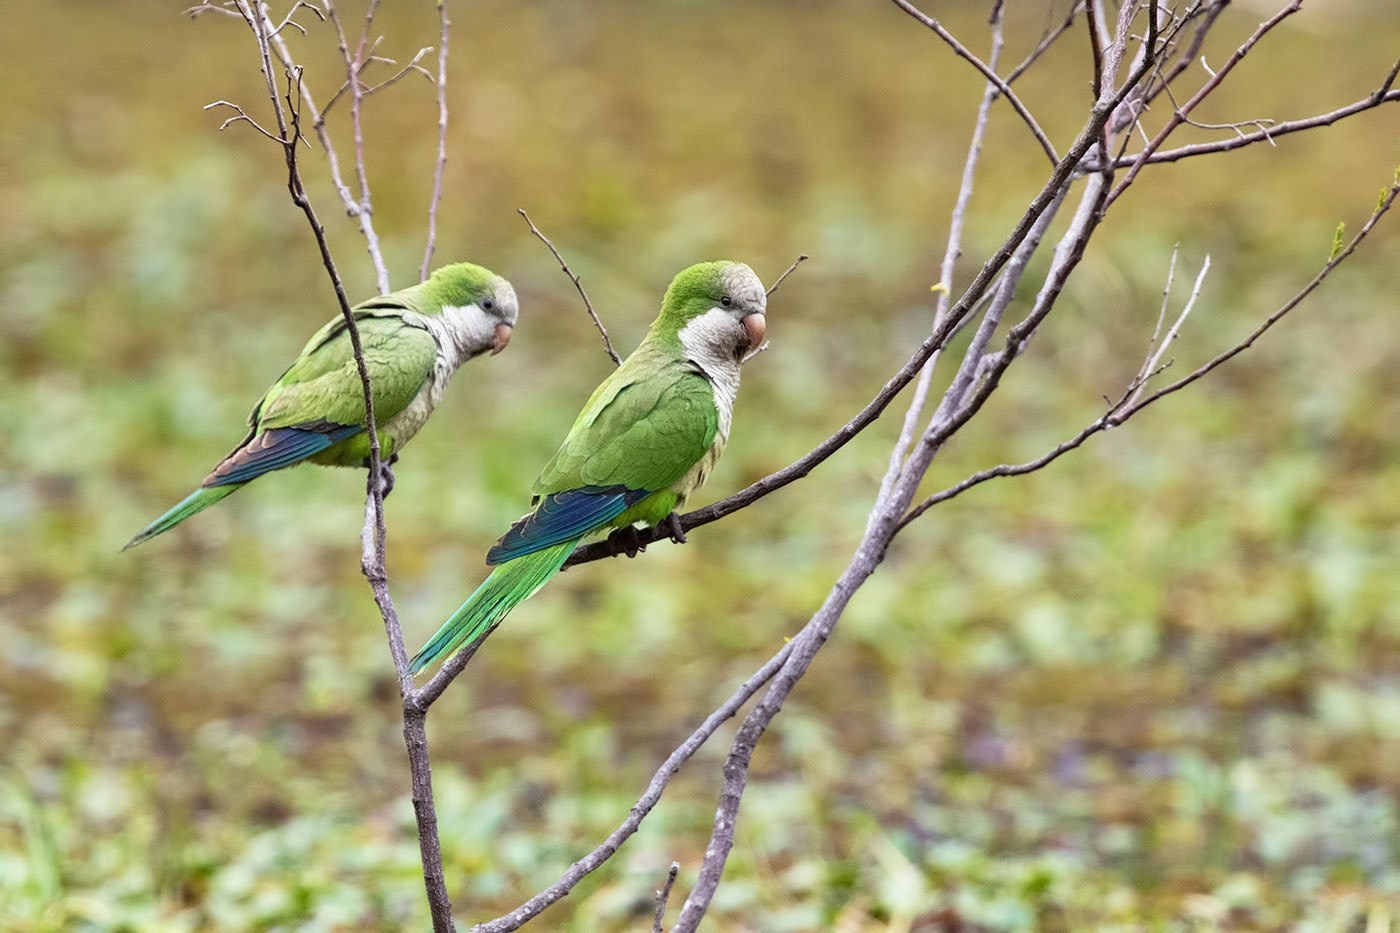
left=741, top=312, right=766, bottom=351
left=491, top=323, right=514, bottom=355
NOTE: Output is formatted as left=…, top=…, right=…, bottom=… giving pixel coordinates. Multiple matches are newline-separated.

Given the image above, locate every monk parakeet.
left=409, top=260, right=767, bottom=673
left=125, top=262, right=519, bottom=549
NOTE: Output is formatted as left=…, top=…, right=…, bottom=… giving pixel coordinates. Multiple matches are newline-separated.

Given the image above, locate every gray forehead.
left=721, top=264, right=766, bottom=311
left=493, top=278, right=520, bottom=318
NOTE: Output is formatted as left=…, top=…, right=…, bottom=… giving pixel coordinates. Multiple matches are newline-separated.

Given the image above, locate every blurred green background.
left=3, top=1, right=1400, bottom=930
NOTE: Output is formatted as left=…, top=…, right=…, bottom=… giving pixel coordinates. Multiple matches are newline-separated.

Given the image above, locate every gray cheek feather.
left=432, top=304, right=499, bottom=364
left=677, top=307, right=743, bottom=442
left=384, top=305, right=493, bottom=449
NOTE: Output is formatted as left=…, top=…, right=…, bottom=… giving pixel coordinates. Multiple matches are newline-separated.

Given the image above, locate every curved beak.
left=490, top=322, right=514, bottom=355
left=741, top=312, right=766, bottom=351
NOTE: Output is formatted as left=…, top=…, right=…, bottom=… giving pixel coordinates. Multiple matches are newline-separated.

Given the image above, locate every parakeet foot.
left=606, top=524, right=645, bottom=559
left=368, top=453, right=399, bottom=499
left=662, top=512, right=688, bottom=545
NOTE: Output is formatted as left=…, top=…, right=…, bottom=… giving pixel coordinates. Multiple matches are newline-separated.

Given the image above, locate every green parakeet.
left=125, top=262, right=519, bottom=549
left=409, top=260, right=767, bottom=673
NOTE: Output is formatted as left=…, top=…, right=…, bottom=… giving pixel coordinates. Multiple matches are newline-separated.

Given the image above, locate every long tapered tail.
left=409, top=540, right=577, bottom=674
left=123, top=484, right=242, bottom=550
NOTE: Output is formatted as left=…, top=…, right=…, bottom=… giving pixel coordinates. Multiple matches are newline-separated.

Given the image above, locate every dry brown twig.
left=516, top=210, right=622, bottom=365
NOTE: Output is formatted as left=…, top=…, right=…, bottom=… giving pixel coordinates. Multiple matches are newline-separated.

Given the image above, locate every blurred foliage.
left=3, top=0, right=1400, bottom=930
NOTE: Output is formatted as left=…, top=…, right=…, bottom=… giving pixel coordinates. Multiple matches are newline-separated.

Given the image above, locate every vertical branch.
left=264, top=6, right=393, bottom=288
left=325, top=0, right=393, bottom=294
left=421, top=0, right=451, bottom=281
left=876, top=1, right=1006, bottom=506
left=218, top=5, right=454, bottom=929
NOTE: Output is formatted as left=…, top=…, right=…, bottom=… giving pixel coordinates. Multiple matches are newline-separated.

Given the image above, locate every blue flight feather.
left=207, top=425, right=360, bottom=486
left=486, top=486, right=648, bottom=564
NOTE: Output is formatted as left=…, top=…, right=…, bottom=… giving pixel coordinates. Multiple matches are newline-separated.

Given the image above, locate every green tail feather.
left=409, top=540, right=577, bottom=674
left=123, top=484, right=242, bottom=550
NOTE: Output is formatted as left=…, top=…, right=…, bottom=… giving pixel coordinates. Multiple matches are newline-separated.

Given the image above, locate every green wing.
left=255, top=311, right=439, bottom=431
left=534, top=356, right=718, bottom=496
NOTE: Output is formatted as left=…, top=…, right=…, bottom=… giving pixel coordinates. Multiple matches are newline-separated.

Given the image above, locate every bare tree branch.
left=878, top=2, right=1007, bottom=508
left=469, top=642, right=795, bottom=933
left=517, top=209, right=622, bottom=366
left=887, top=0, right=1061, bottom=167
left=209, top=4, right=456, bottom=928
left=1106, top=0, right=1304, bottom=207
left=325, top=0, right=393, bottom=294
left=1004, top=0, right=1085, bottom=87
left=668, top=11, right=1157, bottom=928
left=260, top=8, right=386, bottom=279
left=899, top=177, right=1396, bottom=527
left=421, top=0, right=451, bottom=281
left=1097, top=71, right=1400, bottom=170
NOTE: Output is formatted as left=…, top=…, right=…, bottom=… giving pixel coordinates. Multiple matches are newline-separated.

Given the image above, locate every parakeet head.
left=423, top=261, right=519, bottom=356
left=654, top=261, right=767, bottom=362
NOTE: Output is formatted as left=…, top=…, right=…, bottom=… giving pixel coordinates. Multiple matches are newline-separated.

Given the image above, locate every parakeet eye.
left=483, top=298, right=495, bottom=311
left=721, top=296, right=732, bottom=307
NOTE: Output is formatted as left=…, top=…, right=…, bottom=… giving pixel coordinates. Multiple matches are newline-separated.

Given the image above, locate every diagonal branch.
left=469, top=642, right=795, bottom=933
left=1005, top=0, right=1085, bottom=87
left=517, top=209, right=621, bottom=366
left=899, top=176, right=1397, bottom=529
left=421, top=0, right=452, bottom=281
left=1106, top=0, right=1304, bottom=206
left=1099, top=67, right=1400, bottom=169
left=887, top=0, right=1060, bottom=167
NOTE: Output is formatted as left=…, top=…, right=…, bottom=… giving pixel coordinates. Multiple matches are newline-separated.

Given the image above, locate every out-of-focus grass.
left=2, top=1, right=1399, bottom=930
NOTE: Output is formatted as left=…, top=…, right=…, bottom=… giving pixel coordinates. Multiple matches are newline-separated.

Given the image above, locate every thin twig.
left=1127, top=253, right=1210, bottom=406
left=518, top=209, right=622, bottom=366
left=887, top=0, right=1060, bottom=167
left=900, top=178, right=1397, bottom=528
left=765, top=254, right=809, bottom=297
left=421, top=1, right=451, bottom=281
left=326, top=0, right=393, bottom=294
left=1106, top=0, right=1304, bottom=207
left=1005, top=0, right=1085, bottom=87
left=1097, top=75, right=1400, bottom=170
left=269, top=0, right=321, bottom=37
left=742, top=254, right=809, bottom=363
left=653, top=862, right=681, bottom=933
left=204, top=99, right=284, bottom=142
left=350, top=47, right=434, bottom=100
